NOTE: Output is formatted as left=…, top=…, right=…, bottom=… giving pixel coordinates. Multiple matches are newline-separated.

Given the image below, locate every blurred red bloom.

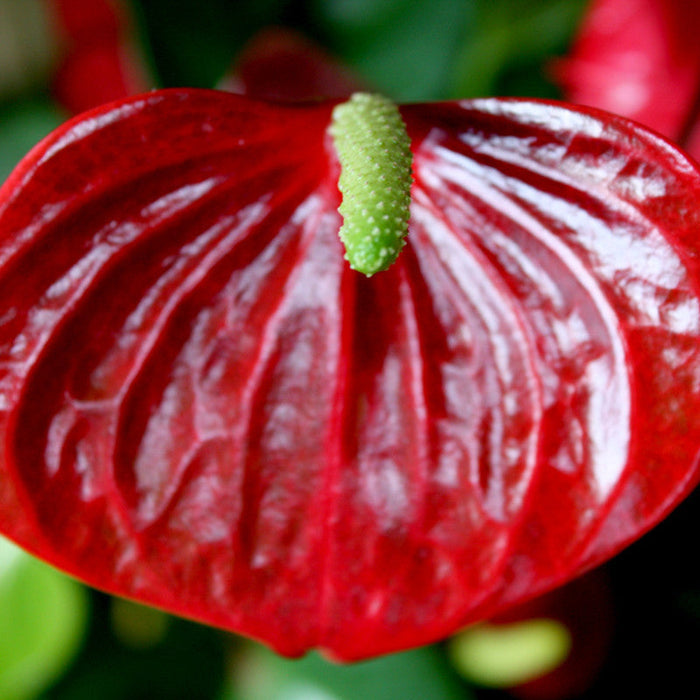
left=557, top=0, right=700, bottom=158
left=46, top=0, right=150, bottom=113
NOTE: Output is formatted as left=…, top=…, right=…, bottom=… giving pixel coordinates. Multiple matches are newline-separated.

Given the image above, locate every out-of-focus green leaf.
left=0, top=537, right=88, bottom=700
left=229, top=643, right=471, bottom=700
left=0, top=99, right=64, bottom=183
left=311, top=0, right=474, bottom=101
left=45, top=597, right=229, bottom=700
left=129, top=0, right=292, bottom=88
left=450, top=0, right=587, bottom=98
left=109, top=598, right=170, bottom=650
left=129, top=0, right=583, bottom=102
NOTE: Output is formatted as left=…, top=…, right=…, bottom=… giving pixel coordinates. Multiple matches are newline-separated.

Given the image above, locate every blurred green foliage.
left=131, top=0, right=584, bottom=100
left=0, top=99, right=63, bottom=182
left=310, top=0, right=473, bottom=100
left=0, top=537, right=88, bottom=700
left=230, top=645, right=471, bottom=700
left=42, top=596, right=228, bottom=700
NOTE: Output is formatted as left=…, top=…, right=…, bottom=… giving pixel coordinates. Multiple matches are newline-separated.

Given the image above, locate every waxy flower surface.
left=1, top=88, right=700, bottom=660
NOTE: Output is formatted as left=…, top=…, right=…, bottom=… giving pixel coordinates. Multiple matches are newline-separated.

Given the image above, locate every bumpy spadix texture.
left=1, top=90, right=700, bottom=660
left=330, top=92, right=412, bottom=275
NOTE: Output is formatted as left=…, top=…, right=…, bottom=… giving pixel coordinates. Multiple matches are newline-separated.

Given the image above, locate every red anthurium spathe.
left=557, top=0, right=700, bottom=159
left=1, top=89, right=700, bottom=660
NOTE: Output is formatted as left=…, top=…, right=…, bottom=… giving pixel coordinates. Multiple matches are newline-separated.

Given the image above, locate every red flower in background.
left=557, top=0, right=700, bottom=158
left=2, top=8, right=700, bottom=664
left=46, top=0, right=150, bottom=114
left=220, top=27, right=368, bottom=101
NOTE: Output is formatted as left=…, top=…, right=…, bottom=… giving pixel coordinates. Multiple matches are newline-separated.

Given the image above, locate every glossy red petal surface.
left=1, top=90, right=700, bottom=660
left=557, top=0, right=700, bottom=158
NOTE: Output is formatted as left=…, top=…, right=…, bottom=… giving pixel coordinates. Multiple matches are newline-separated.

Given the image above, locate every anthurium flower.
left=557, top=0, right=700, bottom=158
left=1, top=87, right=700, bottom=661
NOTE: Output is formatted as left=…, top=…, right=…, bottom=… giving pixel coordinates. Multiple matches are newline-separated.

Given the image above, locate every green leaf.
left=129, top=0, right=290, bottom=87
left=0, top=99, right=64, bottom=183
left=450, top=0, right=587, bottom=98
left=312, top=0, right=474, bottom=100
left=231, top=644, right=471, bottom=700
left=0, top=537, right=89, bottom=700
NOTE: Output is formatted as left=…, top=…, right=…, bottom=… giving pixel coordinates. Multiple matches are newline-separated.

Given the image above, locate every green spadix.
left=330, top=93, right=413, bottom=276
